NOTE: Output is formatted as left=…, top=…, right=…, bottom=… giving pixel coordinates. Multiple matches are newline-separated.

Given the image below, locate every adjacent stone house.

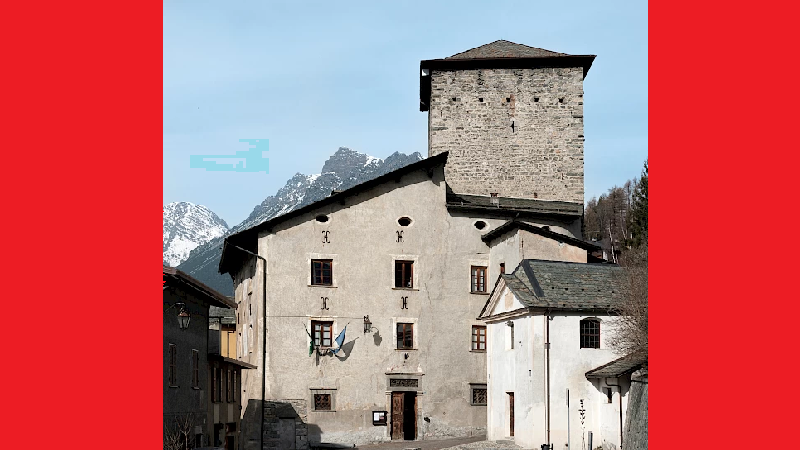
left=218, top=40, right=600, bottom=449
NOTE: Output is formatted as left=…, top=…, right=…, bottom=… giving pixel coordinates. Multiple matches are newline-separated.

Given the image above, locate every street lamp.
left=165, top=302, right=191, bottom=330
left=178, top=307, right=191, bottom=330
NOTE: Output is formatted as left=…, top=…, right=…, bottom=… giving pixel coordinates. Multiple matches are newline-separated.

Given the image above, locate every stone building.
left=218, top=40, right=600, bottom=449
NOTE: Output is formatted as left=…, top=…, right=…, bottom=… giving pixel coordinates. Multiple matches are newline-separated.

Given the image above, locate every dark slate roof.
left=497, top=259, right=626, bottom=311
left=163, top=266, right=236, bottom=309
left=419, top=41, right=596, bottom=111
left=220, top=152, right=449, bottom=275
left=585, top=353, right=648, bottom=379
left=481, top=219, right=599, bottom=251
left=446, top=192, right=583, bottom=219
left=446, top=40, right=568, bottom=60
left=211, top=302, right=236, bottom=325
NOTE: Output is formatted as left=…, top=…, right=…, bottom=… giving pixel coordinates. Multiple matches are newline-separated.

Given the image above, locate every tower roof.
left=445, top=40, right=570, bottom=60
left=419, top=40, right=595, bottom=111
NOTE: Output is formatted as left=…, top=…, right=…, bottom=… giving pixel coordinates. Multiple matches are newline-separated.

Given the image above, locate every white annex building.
left=218, top=40, right=638, bottom=450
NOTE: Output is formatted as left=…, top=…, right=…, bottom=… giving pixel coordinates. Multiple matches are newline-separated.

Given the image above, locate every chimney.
left=490, top=192, right=499, bottom=207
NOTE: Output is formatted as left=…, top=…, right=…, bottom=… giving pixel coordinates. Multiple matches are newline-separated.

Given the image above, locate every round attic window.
left=474, top=221, right=487, bottom=230
left=315, top=214, right=329, bottom=223
left=398, top=217, right=412, bottom=227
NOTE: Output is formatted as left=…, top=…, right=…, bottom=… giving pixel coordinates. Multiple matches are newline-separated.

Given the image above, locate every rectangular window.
left=312, top=321, right=333, bottom=347
left=227, top=370, right=232, bottom=402
left=500, top=263, right=505, bottom=274
left=314, top=394, right=331, bottom=411
left=396, top=323, right=414, bottom=349
left=471, top=266, right=487, bottom=292
left=232, top=371, right=237, bottom=403
left=471, top=385, right=487, bottom=405
left=212, top=367, right=219, bottom=402
left=191, top=349, right=199, bottom=388
left=168, top=344, right=177, bottom=387
left=580, top=319, right=601, bottom=349
left=311, top=259, right=333, bottom=285
left=395, top=261, right=413, bottom=288
left=471, top=325, right=486, bottom=351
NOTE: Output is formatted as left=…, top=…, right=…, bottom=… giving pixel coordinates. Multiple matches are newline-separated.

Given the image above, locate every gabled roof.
left=585, top=353, right=648, bottom=379
left=446, top=40, right=569, bottom=60
left=446, top=192, right=583, bottom=220
left=163, top=266, right=236, bottom=309
left=420, top=40, right=596, bottom=111
left=481, top=219, right=600, bottom=251
left=219, top=152, right=449, bottom=275
left=480, top=259, right=626, bottom=318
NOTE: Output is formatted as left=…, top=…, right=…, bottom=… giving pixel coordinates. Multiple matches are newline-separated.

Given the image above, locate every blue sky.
left=164, top=0, right=647, bottom=226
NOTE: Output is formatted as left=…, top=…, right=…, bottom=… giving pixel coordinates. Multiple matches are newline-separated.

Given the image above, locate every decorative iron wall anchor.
left=396, top=230, right=403, bottom=243
left=321, top=230, right=331, bottom=244
left=321, top=297, right=329, bottom=310
left=401, top=296, right=408, bottom=309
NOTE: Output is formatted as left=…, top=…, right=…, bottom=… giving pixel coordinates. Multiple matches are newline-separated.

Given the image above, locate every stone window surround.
left=307, top=317, right=340, bottom=350
left=307, top=253, right=338, bottom=287
left=309, top=388, right=337, bottom=412
left=469, top=259, right=490, bottom=294
left=470, top=383, right=488, bottom=406
left=391, top=254, right=419, bottom=290
left=391, top=316, right=419, bottom=350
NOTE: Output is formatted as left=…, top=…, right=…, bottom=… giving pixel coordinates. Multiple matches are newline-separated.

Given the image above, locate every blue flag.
left=332, top=325, right=347, bottom=354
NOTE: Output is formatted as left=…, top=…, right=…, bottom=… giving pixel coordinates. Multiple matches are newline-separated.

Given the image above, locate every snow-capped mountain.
left=163, top=202, right=229, bottom=267
left=176, top=147, right=423, bottom=295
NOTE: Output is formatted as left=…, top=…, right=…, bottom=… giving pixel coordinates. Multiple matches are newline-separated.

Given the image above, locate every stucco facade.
left=479, top=259, right=629, bottom=450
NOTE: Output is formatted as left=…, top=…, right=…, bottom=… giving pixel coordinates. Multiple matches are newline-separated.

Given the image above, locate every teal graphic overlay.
left=190, top=139, right=269, bottom=173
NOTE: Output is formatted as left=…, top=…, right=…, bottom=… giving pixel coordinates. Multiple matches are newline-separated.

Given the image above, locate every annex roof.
left=219, top=152, right=450, bottom=274
left=479, top=259, right=626, bottom=318
left=585, top=353, right=648, bottom=379
left=163, top=266, right=236, bottom=309
left=481, top=219, right=600, bottom=251
left=419, top=40, right=596, bottom=111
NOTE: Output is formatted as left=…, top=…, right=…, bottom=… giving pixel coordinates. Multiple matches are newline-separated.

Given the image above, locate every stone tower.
left=419, top=40, right=595, bottom=204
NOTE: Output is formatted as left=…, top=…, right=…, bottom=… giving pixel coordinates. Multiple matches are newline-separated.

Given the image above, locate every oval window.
left=315, top=215, right=329, bottom=223
left=474, top=221, right=487, bottom=230
left=398, top=217, right=412, bottom=227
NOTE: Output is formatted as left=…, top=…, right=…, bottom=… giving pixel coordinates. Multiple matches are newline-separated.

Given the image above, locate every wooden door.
left=391, top=392, right=404, bottom=440
left=509, top=392, right=515, bottom=437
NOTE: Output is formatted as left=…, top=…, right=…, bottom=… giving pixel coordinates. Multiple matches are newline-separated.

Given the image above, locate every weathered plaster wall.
left=236, top=167, right=522, bottom=446
left=485, top=313, right=625, bottom=450
left=488, top=226, right=587, bottom=278
left=428, top=67, right=585, bottom=203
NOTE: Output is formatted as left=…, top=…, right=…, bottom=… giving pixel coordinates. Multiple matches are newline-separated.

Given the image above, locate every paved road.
left=355, top=435, right=486, bottom=449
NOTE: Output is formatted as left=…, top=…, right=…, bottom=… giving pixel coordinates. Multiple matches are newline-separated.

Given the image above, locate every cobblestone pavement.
left=439, top=440, right=529, bottom=450
left=354, top=435, right=486, bottom=449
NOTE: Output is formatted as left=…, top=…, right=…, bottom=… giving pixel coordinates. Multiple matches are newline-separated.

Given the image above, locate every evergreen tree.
left=627, top=160, right=648, bottom=248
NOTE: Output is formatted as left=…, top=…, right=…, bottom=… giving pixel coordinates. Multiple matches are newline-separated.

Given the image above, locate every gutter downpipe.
left=225, top=239, right=267, bottom=450
left=545, top=310, right=551, bottom=447
left=605, top=377, right=624, bottom=449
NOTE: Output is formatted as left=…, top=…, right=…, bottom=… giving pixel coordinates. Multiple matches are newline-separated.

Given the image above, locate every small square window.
left=314, top=393, right=331, bottom=411
left=311, top=259, right=333, bottom=286
left=472, top=325, right=486, bottom=351
left=396, top=323, right=414, bottom=349
left=471, top=384, right=487, bottom=405
left=312, top=321, right=333, bottom=348
left=471, top=266, right=487, bottom=293
left=395, top=261, right=413, bottom=288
